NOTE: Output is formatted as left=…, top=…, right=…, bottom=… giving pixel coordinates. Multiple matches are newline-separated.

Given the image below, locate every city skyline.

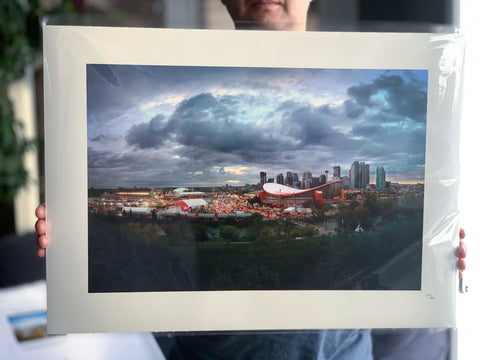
left=257, top=162, right=421, bottom=191
left=87, top=65, right=428, bottom=188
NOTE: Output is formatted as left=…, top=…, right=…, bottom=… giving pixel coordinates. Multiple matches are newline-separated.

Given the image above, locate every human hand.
left=456, top=228, right=467, bottom=277
left=35, top=204, right=49, bottom=258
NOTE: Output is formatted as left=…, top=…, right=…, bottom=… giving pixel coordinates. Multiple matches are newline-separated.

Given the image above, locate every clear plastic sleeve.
left=43, top=26, right=464, bottom=336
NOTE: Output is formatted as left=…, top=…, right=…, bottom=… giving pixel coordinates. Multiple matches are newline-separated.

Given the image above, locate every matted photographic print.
left=44, top=27, right=464, bottom=333
left=87, top=65, right=427, bottom=293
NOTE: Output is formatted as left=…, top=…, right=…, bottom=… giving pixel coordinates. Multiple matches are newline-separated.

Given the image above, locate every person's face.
left=221, top=0, right=311, bottom=31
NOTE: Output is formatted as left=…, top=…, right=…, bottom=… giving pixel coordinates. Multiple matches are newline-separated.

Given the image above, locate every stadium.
left=259, top=181, right=342, bottom=206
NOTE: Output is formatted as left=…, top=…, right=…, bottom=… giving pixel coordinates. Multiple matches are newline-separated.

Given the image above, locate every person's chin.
left=258, top=20, right=286, bottom=30
left=236, top=19, right=285, bottom=30
left=246, top=12, right=287, bottom=29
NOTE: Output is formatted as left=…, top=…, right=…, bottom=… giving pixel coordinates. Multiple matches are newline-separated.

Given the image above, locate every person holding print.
left=220, top=0, right=312, bottom=31
left=35, top=1, right=467, bottom=359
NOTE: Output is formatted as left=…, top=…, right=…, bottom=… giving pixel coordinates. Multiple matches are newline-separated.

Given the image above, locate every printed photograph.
left=87, top=64, right=428, bottom=292
left=8, top=311, right=48, bottom=342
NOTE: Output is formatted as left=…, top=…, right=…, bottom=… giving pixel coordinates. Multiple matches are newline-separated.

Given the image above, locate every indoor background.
left=1, top=0, right=478, bottom=359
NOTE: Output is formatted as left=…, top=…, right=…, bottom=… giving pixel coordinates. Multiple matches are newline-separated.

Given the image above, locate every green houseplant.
left=0, top=0, right=42, bottom=236
left=0, top=0, right=40, bottom=200
left=1, top=0, right=75, bottom=235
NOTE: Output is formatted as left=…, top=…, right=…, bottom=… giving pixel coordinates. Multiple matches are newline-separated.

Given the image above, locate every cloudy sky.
left=87, top=64, right=428, bottom=188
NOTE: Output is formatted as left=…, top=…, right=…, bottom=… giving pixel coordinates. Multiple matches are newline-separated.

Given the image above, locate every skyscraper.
left=350, top=161, right=359, bottom=188
left=320, top=174, right=327, bottom=185
left=276, top=173, right=284, bottom=185
left=333, top=166, right=341, bottom=179
left=359, top=162, right=370, bottom=188
left=285, top=172, right=294, bottom=186
left=302, top=171, right=312, bottom=189
left=292, top=172, right=299, bottom=188
left=260, top=172, right=267, bottom=186
left=376, top=166, right=386, bottom=191
left=350, top=161, right=370, bottom=188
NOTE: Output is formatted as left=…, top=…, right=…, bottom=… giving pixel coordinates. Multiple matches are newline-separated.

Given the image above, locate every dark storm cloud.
left=346, top=73, right=427, bottom=123
left=351, top=121, right=426, bottom=159
left=283, top=105, right=348, bottom=147
left=347, top=83, right=377, bottom=107
left=90, top=134, right=108, bottom=142
left=89, top=133, right=123, bottom=143
left=350, top=123, right=384, bottom=138
left=126, top=93, right=300, bottom=161
left=88, top=145, right=249, bottom=187
left=88, top=149, right=140, bottom=170
left=343, top=99, right=365, bottom=119
left=125, top=91, right=374, bottom=170
left=87, top=65, right=138, bottom=125
left=89, top=146, right=190, bottom=182
left=176, top=146, right=238, bottom=169
left=87, top=65, right=284, bottom=120
left=88, top=66, right=428, bottom=187
left=125, top=114, right=168, bottom=149
left=275, top=99, right=303, bottom=113
left=373, top=74, right=427, bottom=122
left=168, top=93, right=294, bottom=157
